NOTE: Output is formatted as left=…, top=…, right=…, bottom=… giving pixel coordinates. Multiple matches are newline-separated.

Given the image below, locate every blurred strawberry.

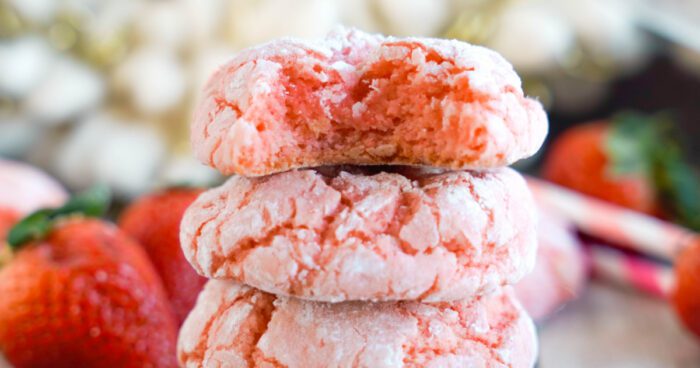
left=543, top=121, right=658, bottom=214
left=0, top=187, right=178, bottom=368
left=672, top=237, right=700, bottom=339
left=119, top=188, right=206, bottom=325
left=543, top=113, right=700, bottom=231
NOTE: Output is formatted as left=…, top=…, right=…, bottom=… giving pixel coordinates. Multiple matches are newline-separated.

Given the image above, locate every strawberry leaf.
left=605, top=113, right=658, bottom=178
left=653, top=146, right=700, bottom=232
left=7, top=185, right=111, bottom=250
left=6, top=210, right=53, bottom=250
left=607, top=112, right=700, bottom=231
left=55, top=184, right=111, bottom=218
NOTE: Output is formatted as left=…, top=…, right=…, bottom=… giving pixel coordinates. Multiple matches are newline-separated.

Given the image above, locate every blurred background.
left=0, top=0, right=698, bottom=199
left=1, top=1, right=700, bottom=366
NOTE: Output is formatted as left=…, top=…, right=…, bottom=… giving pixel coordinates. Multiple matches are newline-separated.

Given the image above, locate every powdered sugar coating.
left=192, top=28, right=547, bottom=176
left=515, top=206, right=588, bottom=320
left=178, top=281, right=537, bottom=368
left=180, top=167, right=537, bottom=302
left=0, top=159, right=68, bottom=215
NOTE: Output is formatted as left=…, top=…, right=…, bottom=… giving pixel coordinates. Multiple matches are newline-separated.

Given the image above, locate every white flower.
left=0, top=115, right=40, bottom=157
left=558, top=0, right=649, bottom=72
left=54, top=112, right=166, bottom=198
left=225, top=0, right=339, bottom=48
left=176, top=0, right=228, bottom=46
left=23, top=56, right=105, bottom=125
left=135, top=1, right=187, bottom=51
left=339, top=0, right=452, bottom=37
left=64, top=0, right=139, bottom=37
left=113, top=47, right=186, bottom=116
left=488, top=3, right=574, bottom=74
left=158, top=155, right=221, bottom=187
left=7, top=0, right=57, bottom=24
left=0, top=36, right=54, bottom=99
left=375, top=0, right=451, bottom=36
left=337, top=0, right=382, bottom=33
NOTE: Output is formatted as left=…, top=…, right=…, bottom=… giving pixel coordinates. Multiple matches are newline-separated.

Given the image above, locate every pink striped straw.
left=587, top=243, right=674, bottom=298
left=526, top=177, right=697, bottom=262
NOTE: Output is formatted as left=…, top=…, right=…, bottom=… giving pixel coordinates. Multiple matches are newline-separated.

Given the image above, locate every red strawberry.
left=119, top=188, right=206, bottom=325
left=542, top=121, right=658, bottom=214
left=0, top=188, right=178, bottom=368
left=542, top=113, right=700, bottom=231
left=672, top=237, right=700, bottom=339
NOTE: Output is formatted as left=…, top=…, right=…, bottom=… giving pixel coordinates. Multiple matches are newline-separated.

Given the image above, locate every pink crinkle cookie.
left=515, top=206, right=588, bottom=320
left=180, top=166, right=536, bottom=302
left=178, top=281, right=538, bottom=368
left=192, top=27, right=548, bottom=176
left=0, top=159, right=68, bottom=215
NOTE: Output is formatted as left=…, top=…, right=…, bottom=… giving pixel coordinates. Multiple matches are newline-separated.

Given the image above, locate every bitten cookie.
left=178, top=281, right=537, bottom=368
left=180, top=166, right=537, bottom=302
left=192, top=27, right=547, bottom=176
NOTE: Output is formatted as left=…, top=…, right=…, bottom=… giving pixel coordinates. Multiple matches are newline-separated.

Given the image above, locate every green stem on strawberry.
left=606, top=112, right=700, bottom=232
left=654, top=153, right=700, bottom=232
left=7, top=185, right=112, bottom=250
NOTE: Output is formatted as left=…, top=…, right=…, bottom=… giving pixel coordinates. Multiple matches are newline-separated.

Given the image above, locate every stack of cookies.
left=177, top=28, right=547, bottom=367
